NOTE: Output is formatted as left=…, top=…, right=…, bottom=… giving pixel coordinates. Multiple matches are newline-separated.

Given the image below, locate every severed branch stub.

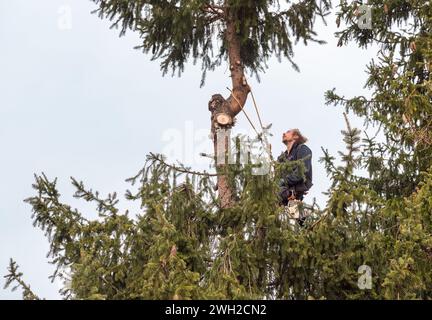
left=208, top=94, right=235, bottom=130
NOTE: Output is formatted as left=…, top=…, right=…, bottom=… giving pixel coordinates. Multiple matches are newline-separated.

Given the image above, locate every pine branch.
left=71, top=177, right=119, bottom=217
left=4, top=259, right=40, bottom=300
left=148, top=153, right=219, bottom=177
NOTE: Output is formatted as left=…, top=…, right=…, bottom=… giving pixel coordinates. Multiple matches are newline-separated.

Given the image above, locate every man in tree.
left=85, top=0, right=331, bottom=208
left=277, top=129, right=313, bottom=206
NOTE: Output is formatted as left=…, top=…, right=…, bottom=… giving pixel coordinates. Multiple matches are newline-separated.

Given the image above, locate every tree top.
left=91, top=0, right=331, bottom=86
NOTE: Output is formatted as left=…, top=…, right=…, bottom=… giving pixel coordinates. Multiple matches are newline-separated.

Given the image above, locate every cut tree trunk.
left=209, top=13, right=251, bottom=209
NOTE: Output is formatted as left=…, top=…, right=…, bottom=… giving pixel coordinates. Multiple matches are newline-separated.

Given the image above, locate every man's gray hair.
left=293, top=129, right=308, bottom=144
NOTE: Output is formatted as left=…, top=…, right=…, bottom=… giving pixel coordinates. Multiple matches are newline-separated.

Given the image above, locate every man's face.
left=282, top=130, right=296, bottom=144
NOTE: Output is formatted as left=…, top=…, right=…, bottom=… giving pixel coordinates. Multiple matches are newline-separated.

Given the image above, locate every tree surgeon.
left=277, top=129, right=313, bottom=206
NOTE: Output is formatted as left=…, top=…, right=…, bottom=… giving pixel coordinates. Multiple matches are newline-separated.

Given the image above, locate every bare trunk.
left=209, top=12, right=251, bottom=209
left=213, top=125, right=233, bottom=208
left=225, top=14, right=250, bottom=116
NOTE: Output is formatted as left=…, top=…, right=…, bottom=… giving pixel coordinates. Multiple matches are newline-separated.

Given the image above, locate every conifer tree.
left=327, top=0, right=432, bottom=197
left=323, top=0, right=432, bottom=298
left=87, top=0, right=331, bottom=207
left=4, top=1, right=432, bottom=300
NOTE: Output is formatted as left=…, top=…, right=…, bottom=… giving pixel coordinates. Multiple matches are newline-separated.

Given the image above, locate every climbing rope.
left=250, top=90, right=265, bottom=131
left=226, top=82, right=274, bottom=162
left=248, top=86, right=274, bottom=161
left=226, top=87, right=260, bottom=137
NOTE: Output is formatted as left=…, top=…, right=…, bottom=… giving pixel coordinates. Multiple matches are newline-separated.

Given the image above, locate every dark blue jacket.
left=277, top=143, right=313, bottom=192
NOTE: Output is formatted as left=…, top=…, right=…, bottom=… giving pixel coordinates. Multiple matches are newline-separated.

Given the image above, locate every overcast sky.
left=0, top=0, right=378, bottom=299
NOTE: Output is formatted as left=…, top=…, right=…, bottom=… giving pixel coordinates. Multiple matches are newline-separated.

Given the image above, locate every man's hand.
left=288, top=191, right=297, bottom=201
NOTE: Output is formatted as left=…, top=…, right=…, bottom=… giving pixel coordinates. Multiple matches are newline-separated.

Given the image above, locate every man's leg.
left=295, top=192, right=306, bottom=226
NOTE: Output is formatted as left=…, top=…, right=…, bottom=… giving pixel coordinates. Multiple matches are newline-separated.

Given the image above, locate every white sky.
left=0, top=0, right=378, bottom=299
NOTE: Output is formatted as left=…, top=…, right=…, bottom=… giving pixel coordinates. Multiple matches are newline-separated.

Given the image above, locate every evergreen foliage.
left=90, top=0, right=331, bottom=85
left=4, top=1, right=432, bottom=299
left=4, top=119, right=432, bottom=299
